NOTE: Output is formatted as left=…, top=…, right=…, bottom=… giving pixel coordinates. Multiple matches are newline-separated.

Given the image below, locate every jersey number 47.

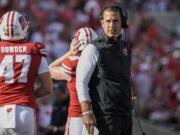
left=0, top=55, right=31, bottom=83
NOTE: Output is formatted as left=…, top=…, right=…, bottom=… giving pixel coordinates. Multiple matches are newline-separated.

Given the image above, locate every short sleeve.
left=61, top=56, right=78, bottom=75
left=34, top=42, right=47, bottom=57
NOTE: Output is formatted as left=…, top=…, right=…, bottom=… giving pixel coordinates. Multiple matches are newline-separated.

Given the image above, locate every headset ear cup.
left=118, top=7, right=128, bottom=28
left=122, top=11, right=128, bottom=28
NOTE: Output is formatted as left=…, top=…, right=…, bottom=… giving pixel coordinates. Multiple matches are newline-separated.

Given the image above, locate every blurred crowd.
left=0, top=0, right=180, bottom=133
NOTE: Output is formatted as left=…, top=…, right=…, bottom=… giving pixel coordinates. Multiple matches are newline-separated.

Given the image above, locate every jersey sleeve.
left=34, top=42, right=47, bottom=57
left=61, top=56, right=77, bottom=76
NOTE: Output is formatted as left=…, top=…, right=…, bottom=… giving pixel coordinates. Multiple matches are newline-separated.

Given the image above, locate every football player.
left=49, top=27, right=98, bottom=135
left=0, top=11, right=53, bottom=135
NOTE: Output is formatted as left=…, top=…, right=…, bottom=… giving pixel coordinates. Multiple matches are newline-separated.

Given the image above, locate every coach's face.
left=101, top=10, right=121, bottom=39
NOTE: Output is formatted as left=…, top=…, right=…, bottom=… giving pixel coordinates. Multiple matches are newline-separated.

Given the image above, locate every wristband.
left=82, top=110, right=93, bottom=116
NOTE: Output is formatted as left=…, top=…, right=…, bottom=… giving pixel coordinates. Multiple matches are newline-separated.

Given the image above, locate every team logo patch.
left=123, top=48, right=128, bottom=56
left=7, top=108, right=12, bottom=113
left=19, top=16, right=27, bottom=30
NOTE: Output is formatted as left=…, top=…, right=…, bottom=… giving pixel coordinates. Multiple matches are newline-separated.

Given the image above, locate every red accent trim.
left=6, top=12, right=11, bottom=36
left=84, top=27, right=89, bottom=44
left=87, top=27, right=92, bottom=42
left=11, top=12, right=15, bottom=37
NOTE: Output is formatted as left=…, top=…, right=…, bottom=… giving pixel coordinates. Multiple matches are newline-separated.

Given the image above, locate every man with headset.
left=76, top=5, right=132, bottom=135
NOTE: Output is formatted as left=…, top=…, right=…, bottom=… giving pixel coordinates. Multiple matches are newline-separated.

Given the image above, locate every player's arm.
left=49, top=38, right=80, bottom=81
left=49, top=56, right=71, bottom=81
left=35, top=57, right=53, bottom=98
left=36, top=72, right=53, bottom=98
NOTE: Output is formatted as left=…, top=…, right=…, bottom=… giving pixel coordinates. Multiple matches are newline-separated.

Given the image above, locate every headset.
left=99, top=5, right=128, bottom=29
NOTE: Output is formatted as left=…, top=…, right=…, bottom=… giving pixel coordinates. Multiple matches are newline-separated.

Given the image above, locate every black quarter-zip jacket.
left=89, top=33, right=132, bottom=116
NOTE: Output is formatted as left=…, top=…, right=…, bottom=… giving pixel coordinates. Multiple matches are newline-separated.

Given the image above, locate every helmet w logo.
left=0, top=11, right=29, bottom=41
left=19, top=16, right=27, bottom=30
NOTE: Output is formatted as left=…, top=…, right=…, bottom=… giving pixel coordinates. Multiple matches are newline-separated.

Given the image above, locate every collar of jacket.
left=102, top=33, right=122, bottom=44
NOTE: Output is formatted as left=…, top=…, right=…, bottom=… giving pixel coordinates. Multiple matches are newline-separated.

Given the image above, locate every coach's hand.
left=83, top=112, right=96, bottom=135
left=81, top=101, right=96, bottom=135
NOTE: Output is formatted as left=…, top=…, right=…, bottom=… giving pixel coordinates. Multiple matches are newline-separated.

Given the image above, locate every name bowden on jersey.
left=0, top=46, right=27, bottom=53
